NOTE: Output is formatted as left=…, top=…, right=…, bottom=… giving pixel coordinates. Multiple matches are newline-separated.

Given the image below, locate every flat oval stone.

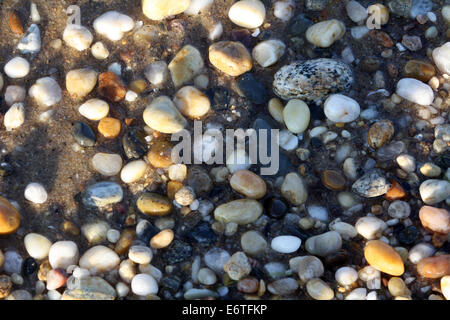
left=208, top=41, right=252, bottom=77
left=271, top=236, right=301, bottom=253
left=228, top=0, right=266, bottom=29
left=73, top=121, right=96, bottom=147
left=273, top=58, right=353, bottom=101
left=240, top=231, right=267, bottom=256
left=281, top=172, right=308, bottom=205
left=150, top=229, right=174, bottom=249
left=419, top=206, right=450, bottom=234
left=306, top=19, right=346, bottom=48
left=417, top=255, right=450, bottom=279
left=230, top=170, right=267, bottom=199
left=142, top=0, right=190, bottom=20
left=66, top=68, right=98, bottom=99
left=78, top=99, right=109, bottom=121
left=120, top=160, right=147, bottom=183
left=352, top=170, right=390, bottom=198
left=419, top=179, right=450, bottom=205
left=364, top=240, right=404, bottom=276
left=396, top=78, right=434, bottom=106
left=306, top=278, right=334, bottom=300
left=322, top=170, right=346, bottom=190
left=24, top=233, right=52, bottom=260
left=92, top=153, right=122, bottom=176
left=137, top=193, right=172, bottom=216
left=305, top=231, right=342, bottom=257
left=62, top=276, right=116, bottom=300
left=131, top=273, right=158, bottom=296
left=82, top=182, right=123, bottom=209
left=122, top=128, right=147, bottom=159
left=79, top=245, right=120, bottom=274
left=214, top=199, right=263, bottom=225
left=403, top=60, right=436, bottom=82
left=147, top=140, right=174, bottom=168
left=283, top=99, right=310, bottom=133
left=143, top=96, right=187, bottom=134
left=0, top=196, right=21, bottom=235
left=324, top=94, right=360, bottom=123
left=174, top=86, right=211, bottom=119
left=48, top=241, right=79, bottom=270
left=98, top=117, right=121, bottom=139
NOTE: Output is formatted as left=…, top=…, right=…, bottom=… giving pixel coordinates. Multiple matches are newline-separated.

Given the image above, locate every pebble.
left=214, top=199, right=263, bottom=225
left=197, top=268, right=217, bottom=285
left=368, top=120, right=394, bottom=149
left=402, top=35, right=422, bottom=51
left=346, top=1, right=368, bottom=23
left=5, top=86, right=25, bottom=107
left=230, top=170, right=266, bottom=199
left=91, top=41, right=109, bottom=60
left=268, top=98, right=284, bottom=123
left=271, top=235, right=301, bottom=253
left=82, top=182, right=123, bottom=209
left=252, top=40, right=285, bottom=68
left=329, top=220, right=358, bottom=240
left=29, top=77, right=62, bottom=107
left=356, top=216, right=387, bottom=240
left=305, top=231, right=342, bottom=257
left=225, top=148, right=250, bottom=174
left=145, top=61, right=169, bottom=86
left=66, top=68, right=98, bottom=99
left=62, top=276, right=116, bottom=300
left=417, top=255, right=450, bottom=279
left=241, top=231, right=267, bottom=256
left=137, top=193, right=172, bottom=216
left=388, top=200, right=411, bottom=219
left=168, top=164, right=187, bottom=182
left=352, top=170, right=391, bottom=197
left=224, top=251, right=251, bottom=280
left=322, top=170, right=346, bottom=191
left=408, top=243, right=435, bottom=264
left=174, top=86, right=211, bottom=119
left=48, top=241, right=79, bottom=270
left=185, top=0, right=215, bottom=15
left=419, top=206, right=450, bottom=234
left=237, top=73, right=269, bottom=104
left=98, top=71, right=127, bottom=102
left=268, top=277, right=299, bottom=295
left=403, top=60, right=435, bottom=82
left=18, top=24, right=41, bottom=54
left=63, top=24, right=93, bottom=51
left=148, top=140, right=174, bottom=168
left=79, top=245, right=120, bottom=275
left=283, top=99, right=310, bottom=134
left=24, top=233, right=52, bottom=260
left=129, top=246, right=153, bottom=265
left=78, top=99, right=109, bottom=121
left=388, top=277, right=410, bottom=297
left=364, top=240, right=404, bottom=276
left=0, top=275, right=12, bottom=298
left=24, top=182, right=47, bottom=204
left=4, top=103, right=25, bottom=131
left=396, top=154, right=416, bottom=172
left=346, top=288, right=367, bottom=300
left=143, top=96, right=187, bottom=134
left=335, top=267, right=358, bottom=286
left=81, top=222, right=109, bottom=245
left=432, top=42, right=450, bottom=75
left=4, top=57, right=30, bottom=79
left=142, top=0, right=190, bottom=20
left=419, top=163, right=441, bottom=177
left=46, top=269, right=67, bottom=290
left=93, top=11, right=134, bottom=41
left=92, top=153, right=122, bottom=176
left=73, top=121, right=96, bottom=147
left=228, top=0, right=266, bottom=29
left=204, top=248, right=230, bottom=274
left=324, top=94, right=360, bottom=123
left=273, top=59, right=353, bottom=101
left=396, top=78, right=434, bottom=106
left=274, top=0, right=295, bottom=21
left=107, top=229, right=121, bottom=244
left=306, top=278, right=334, bottom=300
left=237, top=277, right=259, bottom=293
left=209, top=41, right=252, bottom=77
left=441, top=276, right=450, bottom=300
left=174, top=186, right=195, bottom=206
left=150, top=229, right=174, bottom=249
left=419, top=180, right=450, bottom=204
left=8, top=11, right=23, bottom=34
left=281, top=172, right=308, bottom=205
left=306, top=19, right=346, bottom=48
left=120, top=160, right=147, bottom=183
left=168, top=45, right=204, bottom=87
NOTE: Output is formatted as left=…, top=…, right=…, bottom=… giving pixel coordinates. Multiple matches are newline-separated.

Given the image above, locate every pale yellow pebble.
left=268, top=98, right=284, bottom=124
left=150, top=229, right=174, bottom=249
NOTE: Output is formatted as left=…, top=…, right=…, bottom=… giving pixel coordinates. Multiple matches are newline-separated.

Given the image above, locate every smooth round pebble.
left=24, top=233, right=52, bottom=260
left=4, top=57, right=30, bottom=79
left=131, top=273, right=158, bottom=296
left=24, top=182, right=48, bottom=204
left=48, top=241, right=79, bottom=270
left=271, top=235, right=301, bottom=254
left=92, top=153, right=122, bottom=176
left=120, top=160, right=147, bottom=183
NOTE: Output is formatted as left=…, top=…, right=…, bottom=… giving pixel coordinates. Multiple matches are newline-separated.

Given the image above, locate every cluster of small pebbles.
left=0, top=0, right=449, bottom=301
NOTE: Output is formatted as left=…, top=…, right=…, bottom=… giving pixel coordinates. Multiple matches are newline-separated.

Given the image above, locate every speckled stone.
left=273, top=59, right=353, bottom=101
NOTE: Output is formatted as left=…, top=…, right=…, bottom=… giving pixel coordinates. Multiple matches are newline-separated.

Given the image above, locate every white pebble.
left=29, top=77, right=62, bottom=107
left=279, top=129, right=298, bottom=151
left=307, top=205, right=328, bottom=221
left=432, top=42, right=450, bottom=75
left=324, top=94, right=360, bottom=123
left=78, top=99, right=109, bottom=121
left=93, top=11, right=135, bottom=41
left=107, top=229, right=121, bottom=243
left=126, top=90, right=138, bottom=102
left=252, top=40, right=286, bottom=68
left=346, top=1, right=368, bottom=23
left=306, top=19, right=346, bottom=48
left=120, top=160, right=147, bottom=183
left=131, top=273, right=158, bottom=296
left=79, top=245, right=120, bottom=274
left=184, top=0, right=214, bottom=15
left=168, top=164, right=187, bottom=181
left=355, top=216, right=387, bottom=240
left=24, top=182, right=47, bottom=204
left=92, top=153, right=123, bottom=176
left=4, top=103, right=25, bottom=131
left=4, top=57, right=30, bottom=79
left=18, top=24, right=41, bottom=54
left=208, top=22, right=223, bottom=41
left=63, top=24, right=93, bottom=51
left=144, top=61, right=169, bottom=86
left=228, top=0, right=266, bottom=29
left=396, top=78, right=434, bottom=106
left=274, top=0, right=295, bottom=21
left=271, top=235, right=301, bottom=253
left=396, top=154, right=416, bottom=172
left=283, top=99, right=310, bottom=134
left=388, top=200, right=410, bottom=219
left=335, top=266, right=358, bottom=286
left=24, top=233, right=52, bottom=260
left=48, top=241, right=79, bottom=270
left=408, top=243, right=435, bottom=264
left=116, top=282, right=130, bottom=297
left=128, top=245, right=153, bottom=265
left=91, top=42, right=109, bottom=60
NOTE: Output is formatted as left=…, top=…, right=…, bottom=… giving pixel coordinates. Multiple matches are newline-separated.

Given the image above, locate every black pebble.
left=264, top=196, right=288, bottom=219
left=237, top=73, right=269, bottom=105
left=23, top=258, right=38, bottom=276
left=73, top=121, right=96, bottom=147
left=122, top=127, right=148, bottom=159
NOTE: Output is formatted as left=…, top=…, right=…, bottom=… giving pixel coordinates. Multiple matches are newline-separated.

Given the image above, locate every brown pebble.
left=369, top=30, right=394, bottom=47
left=237, top=277, right=259, bottom=293
left=417, top=255, right=450, bottom=279
left=404, top=60, right=436, bottom=82
left=385, top=180, right=406, bottom=200
left=0, top=275, right=12, bottom=299
left=98, top=72, right=127, bottom=103
left=321, top=170, right=346, bottom=191
left=148, top=140, right=174, bottom=168
left=432, top=233, right=447, bottom=249
left=98, top=117, right=121, bottom=139
left=167, top=181, right=183, bottom=200
left=114, top=228, right=135, bottom=255
left=60, top=220, right=80, bottom=236
left=8, top=11, right=23, bottom=35
left=371, top=204, right=383, bottom=215
left=368, top=120, right=394, bottom=149
left=129, top=79, right=147, bottom=94
left=37, top=260, right=52, bottom=281
left=0, top=196, right=21, bottom=235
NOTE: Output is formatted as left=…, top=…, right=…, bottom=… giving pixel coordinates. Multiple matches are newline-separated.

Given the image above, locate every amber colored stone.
left=432, top=233, right=447, bottom=249
left=417, top=255, right=450, bottom=279
left=167, top=181, right=183, bottom=200
left=364, top=240, right=405, bottom=276
left=0, top=275, right=12, bottom=299
left=230, top=170, right=266, bottom=199
left=8, top=11, right=23, bottom=35
left=369, top=30, right=394, bottom=47
left=419, top=206, right=450, bottom=234
left=114, top=228, right=135, bottom=255
left=385, top=180, right=406, bottom=200
left=404, top=60, right=436, bottom=82
left=0, top=196, right=20, bottom=235
left=129, top=79, right=147, bottom=94
left=124, top=118, right=135, bottom=126
left=98, top=72, right=127, bottom=103
left=321, top=170, right=346, bottom=191
left=98, top=117, right=121, bottom=139
left=136, top=193, right=172, bottom=216
left=38, top=260, right=51, bottom=281
left=61, top=220, right=80, bottom=236
left=147, top=140, right=174, bottom=168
